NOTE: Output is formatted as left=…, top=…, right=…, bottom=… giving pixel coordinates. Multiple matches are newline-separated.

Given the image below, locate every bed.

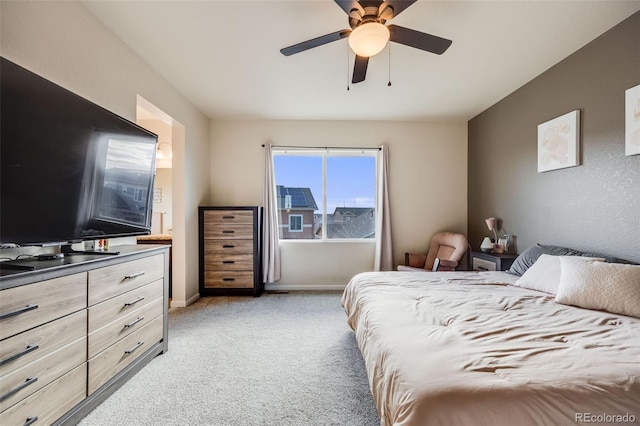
left=341, top=253, right=640, bottom=426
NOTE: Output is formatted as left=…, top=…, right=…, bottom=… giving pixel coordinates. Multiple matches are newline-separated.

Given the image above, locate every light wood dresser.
left=0, top=245, right=169, bottom=425
left=199, top=206, right=262, bottom=296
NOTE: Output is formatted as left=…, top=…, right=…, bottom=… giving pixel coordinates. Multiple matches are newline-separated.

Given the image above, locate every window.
left=288, top=214, right=303, bottom=232
left=273, top=150, right=376, bottom=240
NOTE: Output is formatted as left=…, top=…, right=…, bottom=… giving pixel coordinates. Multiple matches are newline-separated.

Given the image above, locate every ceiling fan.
left=280, top=0, right=452, bottom=84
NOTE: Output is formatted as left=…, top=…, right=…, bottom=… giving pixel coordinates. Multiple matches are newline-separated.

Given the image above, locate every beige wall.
left=1, top=1, right=211, bottom=305
left=210, top=120, right=468, bottom=289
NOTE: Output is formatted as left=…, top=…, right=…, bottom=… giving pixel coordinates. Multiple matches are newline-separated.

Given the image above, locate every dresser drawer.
left=472, top=257, right=497, bottom=271
left=0, top=337, right=86, bottom=412
left=88, top=280, right=163, bottom=334
left=203, top=224, right=254, bottom=240
left=88, top=254, right=164, bottom=306
left=0, top=310, right=86, bottom=379
left=0, top=363, right=86, bottom=426
left=204, top=239, right=253, bottom=255
left=88, top=315, right=163, bottom=395
left=204, top=253, right=254, bottom=271
left=88, top=296, right=163, bottom=359
left=204, top=271, right=254, bottom=288
left=203, top=210, right=253, bottom=226
left=0, top=273, right=86, bottom=341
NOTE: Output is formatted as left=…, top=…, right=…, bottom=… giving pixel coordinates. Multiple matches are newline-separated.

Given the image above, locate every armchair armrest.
left=404, top=252, right=427, bottom=268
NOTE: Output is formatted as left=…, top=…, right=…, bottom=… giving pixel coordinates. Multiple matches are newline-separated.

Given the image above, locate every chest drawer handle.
left=222, top=230, right=235, bottom=234
left=222, top=260, right=235, bottom=264
left=222, top=245, right=235, bottom=248
left=125, top=341, right=145, bottom=355
left=222, top=215, right=235, bottom=219
left=124, top=296, right=145, bottom=307
left=124, top=316, right=145, bottom=329
left=24, top=416, right=38, bottom=426
left=0, top=376, right=38, bottom=402
left=222, top=278, right=235, bottom=282
left=124, top=271, right=145, bottom=280
left=0, top=344, right=39, bottom=366
left=0, top=304, right=38, bottom=321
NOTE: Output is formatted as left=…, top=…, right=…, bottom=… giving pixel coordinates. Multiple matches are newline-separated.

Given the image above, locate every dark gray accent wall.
left=468, top=11, right=640, bottom=263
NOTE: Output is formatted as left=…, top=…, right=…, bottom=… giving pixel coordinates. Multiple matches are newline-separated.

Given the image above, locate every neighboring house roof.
left=315, top=209, right=375, bottom=239
left=276, top=186, right=318, bottom=210
left=332, top=207, right=374, bottom=222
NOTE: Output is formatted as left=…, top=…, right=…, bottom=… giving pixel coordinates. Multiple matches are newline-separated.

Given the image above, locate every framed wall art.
left=537, top=110, right=580, bottom=172
left=625, top=84, right=640, bottom=156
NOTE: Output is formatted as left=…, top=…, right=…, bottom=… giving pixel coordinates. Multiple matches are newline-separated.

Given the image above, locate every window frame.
left=272, top=148, right=377, bottom=241
left=288, top=214, right=303, bottom=232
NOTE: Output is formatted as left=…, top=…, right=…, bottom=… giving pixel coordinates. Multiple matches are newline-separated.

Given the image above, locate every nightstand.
left=471, top=251, right=518, bottom=272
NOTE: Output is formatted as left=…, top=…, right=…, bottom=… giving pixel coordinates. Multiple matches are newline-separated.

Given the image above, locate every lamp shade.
left=485, top=217, right=497, bottom=231
left=348, top=22, right=390, bottom=57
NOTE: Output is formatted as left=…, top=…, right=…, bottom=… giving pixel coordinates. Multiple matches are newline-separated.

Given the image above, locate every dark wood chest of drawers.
left=199, top=206, right=263, bottom=296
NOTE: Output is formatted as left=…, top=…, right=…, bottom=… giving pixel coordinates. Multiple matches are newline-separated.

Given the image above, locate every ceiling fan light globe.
left=348, top=23, right=390, bottom=57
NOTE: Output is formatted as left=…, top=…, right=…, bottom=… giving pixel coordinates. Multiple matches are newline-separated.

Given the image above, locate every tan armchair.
left=397, top=232, right=470, bottom=272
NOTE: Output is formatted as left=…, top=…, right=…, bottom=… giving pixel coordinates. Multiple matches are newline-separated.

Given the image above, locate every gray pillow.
left=506, top=243, right=632, bottom=276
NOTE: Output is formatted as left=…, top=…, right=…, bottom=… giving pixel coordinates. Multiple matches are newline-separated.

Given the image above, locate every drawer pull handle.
left=125, top=341, right=145, bottom=355
left=222, top=230, right=235, bottom=234
left=222, top=215, right=235, bottom=219
left=124, top=296, right=145, bottom=307
left=0, top=376, right=38, bottom=402
left=222, top=261, right=235, bottom=264
left=0, top=344, right=39, bottom=366
left=124, top=271, right=145, bottom=280
left=222, top=278, right=235, bottom=282
left=24, top=416, right=38, bottom=426
left=124, top=316, right=145, bottom=329
left=0, top=304, right=38, bottom=320
left=222, top=245, right=235, bottom=248
left=477, top=266, right=489, bottom=271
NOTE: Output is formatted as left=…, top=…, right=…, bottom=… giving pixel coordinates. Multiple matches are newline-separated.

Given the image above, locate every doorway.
left=135, top=96, right=180, bottom=302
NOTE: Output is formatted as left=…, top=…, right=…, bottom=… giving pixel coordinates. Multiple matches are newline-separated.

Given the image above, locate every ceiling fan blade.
left=352, top=55, right=369, bottom=84
left=334, top=0, right=364, bottom=15
left=280, top=29, right=352, bottom=56
left=388, top=24, right=452, bottom=55
left=382, top=0, right=417, bottom=18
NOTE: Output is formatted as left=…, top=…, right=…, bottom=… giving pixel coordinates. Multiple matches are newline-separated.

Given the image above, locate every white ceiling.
left=82, top=0, right=640, bottom=122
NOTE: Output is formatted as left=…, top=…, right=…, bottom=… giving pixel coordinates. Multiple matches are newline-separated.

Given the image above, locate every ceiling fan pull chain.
left=347, top=42, right=350, bottom=91
left=388, top=43, right=392, bottom=87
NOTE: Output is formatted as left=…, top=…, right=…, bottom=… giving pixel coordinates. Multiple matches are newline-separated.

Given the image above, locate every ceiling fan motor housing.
left=349, top=2, right=394, bottom=29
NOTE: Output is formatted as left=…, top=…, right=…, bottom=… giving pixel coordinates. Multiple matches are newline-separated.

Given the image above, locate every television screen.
left=0, top=57, right=157, bottom=247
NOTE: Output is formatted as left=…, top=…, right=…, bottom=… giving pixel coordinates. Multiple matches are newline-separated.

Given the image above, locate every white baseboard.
left=170, top=293, right=200, bottom=308
left=264, top=284, right=346, bottom=292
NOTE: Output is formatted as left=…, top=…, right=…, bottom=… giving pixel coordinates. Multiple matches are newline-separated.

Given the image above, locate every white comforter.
left=341, top=271, right=640, bottom=426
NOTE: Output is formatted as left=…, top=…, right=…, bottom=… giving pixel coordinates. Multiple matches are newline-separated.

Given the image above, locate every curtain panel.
left=374, top=144, right=393, bottom=271
left=262, top=143, right=281, bottom=283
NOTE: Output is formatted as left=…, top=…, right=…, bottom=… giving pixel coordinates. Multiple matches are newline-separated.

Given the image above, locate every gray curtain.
left=374, top=145, right=393, bottom=271
left=262, top=143, right=281, bottom=283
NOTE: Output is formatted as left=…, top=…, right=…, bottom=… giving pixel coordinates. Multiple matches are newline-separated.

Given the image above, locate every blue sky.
left=274, top=155, right=375, bottom=214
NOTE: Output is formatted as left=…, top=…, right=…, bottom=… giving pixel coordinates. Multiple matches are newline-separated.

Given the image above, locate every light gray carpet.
left=79, top=291, right=380, bottom=426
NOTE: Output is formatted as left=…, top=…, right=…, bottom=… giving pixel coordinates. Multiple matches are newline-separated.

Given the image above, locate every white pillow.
left=555, top=257, right=640, bottom=318
left=514, top=254, right=604, bottom=295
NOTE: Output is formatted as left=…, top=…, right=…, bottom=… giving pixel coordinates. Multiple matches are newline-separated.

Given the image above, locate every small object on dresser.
left=480, top=237, right=493, bottom=253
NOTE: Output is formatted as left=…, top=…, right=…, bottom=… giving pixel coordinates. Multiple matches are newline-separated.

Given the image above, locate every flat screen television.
left=0, top=57, right=157, bottom=250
